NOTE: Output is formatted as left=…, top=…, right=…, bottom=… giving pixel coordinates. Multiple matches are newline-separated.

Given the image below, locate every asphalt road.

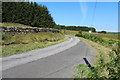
left=2, top=36, right=97, bottom=78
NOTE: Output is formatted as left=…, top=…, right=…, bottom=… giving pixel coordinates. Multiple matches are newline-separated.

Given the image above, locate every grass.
left=0, top=22, right=31, bottom=28
left=62, top=30, right=78, bottom=36
left=1, top=32, right=68, bottom=56
left=64, top=30, right=119, bottom=41
left=76, top=37, right=111, bottom=77
left=63, top=31, right=119, bottom=78
left=78, top=37, right=111, bottom=63
left=1, top=22, right=69, bottom=56
left=93, top=33, right=119, bottom=41
left=74, top=37, right=111, bottom=78
left=75, top=32, right=118, bottom=64
left=84, top=38, right=119, bottom=78
left=75, top=32, right=119, bottom=78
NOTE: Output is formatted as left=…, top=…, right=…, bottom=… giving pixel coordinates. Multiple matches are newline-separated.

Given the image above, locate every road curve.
left=2, top=36, right=97, bottom=78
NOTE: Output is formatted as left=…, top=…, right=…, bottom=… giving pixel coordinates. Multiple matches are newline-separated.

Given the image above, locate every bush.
left=74, top=64, right=106, bottom=79
left=78, top=31, right=82, bottom=34
left=98, top=31, right=107, bottom=34
left=2, top=34, right=12, bottom=40
left=75, top=33, right=118, bottom=46
left=75, top=33, right=82, bottom=37
left=74, top=64, right=91, bottom=78
left=75, top=33, right=102, bottom=42
left=74, top=47, right=120, bottom=79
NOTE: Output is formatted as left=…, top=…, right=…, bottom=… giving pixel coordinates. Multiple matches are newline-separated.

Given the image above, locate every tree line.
left=2, top=2, right=56, bottom=28
left=2, top=2, right=96, bottom=32
left=56, top=25, right=96, bottom=32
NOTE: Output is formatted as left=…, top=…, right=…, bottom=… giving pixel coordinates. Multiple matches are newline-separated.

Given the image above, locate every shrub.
left=98, top=31, right=107, bottom=34
left=74, top=64, right=91, bottom=78
left=78, top=31, right=82, bottom=34
left=75, top=33, right=82, bottom=37
left=75, top=32, right=120, bottom=79
left=2, top=34, right=12, bottom=40
left=75, top=33, right=118, bottom=46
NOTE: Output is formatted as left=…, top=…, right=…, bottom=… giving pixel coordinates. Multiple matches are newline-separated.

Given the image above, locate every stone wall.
left=0, top=26, right=60, bottom=35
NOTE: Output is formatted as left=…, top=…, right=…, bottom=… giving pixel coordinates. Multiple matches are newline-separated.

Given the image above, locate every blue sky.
left=36, top=2, right=118, bottom=32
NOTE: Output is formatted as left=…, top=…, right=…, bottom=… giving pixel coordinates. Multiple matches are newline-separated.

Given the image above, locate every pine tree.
left=2, top=2, right=56, bottom=28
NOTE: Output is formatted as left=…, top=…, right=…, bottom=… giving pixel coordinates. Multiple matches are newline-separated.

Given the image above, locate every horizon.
left=36, top=2, right=118, bottom=32
left=22, top=1, right=119, bottom=32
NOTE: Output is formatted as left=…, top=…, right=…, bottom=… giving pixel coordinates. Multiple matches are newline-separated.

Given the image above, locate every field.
left=93, top=33, right=119, bottom=41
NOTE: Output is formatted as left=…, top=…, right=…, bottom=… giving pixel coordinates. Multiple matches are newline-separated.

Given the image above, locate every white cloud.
left=79, top=0, right=88, bottom=22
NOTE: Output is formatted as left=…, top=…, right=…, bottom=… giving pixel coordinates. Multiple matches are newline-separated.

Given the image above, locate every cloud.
left=79, top=0, right=88, bottom=22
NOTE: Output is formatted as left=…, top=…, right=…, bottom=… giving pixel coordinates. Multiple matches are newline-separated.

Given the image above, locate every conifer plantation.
left=2, top=2, right=96, bottom=32
left=2, top=2, right=56, bottom=28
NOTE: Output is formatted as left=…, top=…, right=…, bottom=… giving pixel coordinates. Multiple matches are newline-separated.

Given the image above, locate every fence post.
left=83, top=57, right=94, bottom=70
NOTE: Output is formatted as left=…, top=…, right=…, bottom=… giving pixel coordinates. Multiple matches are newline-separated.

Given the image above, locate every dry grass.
left=78, top=37, right=111, bottom=63
left=93, top=33, right=119, bottom=41
left=77, top=37, right=112, bottom=77
left=0, top=22, right=31, bottom=28
left=1, top=32, right=68, bottom=56
left=63, top=30, right=78, bottom=36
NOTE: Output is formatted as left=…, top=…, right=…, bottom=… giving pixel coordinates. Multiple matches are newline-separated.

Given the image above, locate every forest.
left=2, top=2, right=96, bottom=32
left=2, top=2, right=56, bottom=28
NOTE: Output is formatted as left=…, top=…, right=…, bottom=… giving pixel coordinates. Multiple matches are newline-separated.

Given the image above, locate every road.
left=2, top=36, right=97, bottom=78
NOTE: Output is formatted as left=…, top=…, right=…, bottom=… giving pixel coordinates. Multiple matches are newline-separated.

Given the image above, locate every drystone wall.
left=0, top=26, right=59, bottom=35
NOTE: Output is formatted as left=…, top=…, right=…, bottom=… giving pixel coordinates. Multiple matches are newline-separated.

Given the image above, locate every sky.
left=29, top=0, right=119, bottom=2
left=36, top=2, right=118, bottom=32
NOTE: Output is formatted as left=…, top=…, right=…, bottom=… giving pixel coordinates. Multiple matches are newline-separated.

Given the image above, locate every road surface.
left=1, top=36, right=97, bottom=78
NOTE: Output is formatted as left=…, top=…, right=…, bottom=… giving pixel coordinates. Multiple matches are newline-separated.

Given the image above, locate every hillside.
left=1, top=31, right=67, bottom=56
left=0, top=22, right=31, bottom=28
left=1, top=23, right=67, bottom=56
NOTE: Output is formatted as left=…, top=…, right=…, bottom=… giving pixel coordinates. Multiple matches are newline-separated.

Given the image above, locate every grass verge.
left=77, top=37, right=111, bottom=77
left=74, top=33, right=120, bottom=79
left=1, top=32, right=68, bottom=56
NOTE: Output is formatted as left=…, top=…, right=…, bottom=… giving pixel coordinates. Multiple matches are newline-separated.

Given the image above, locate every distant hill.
left=107, top=32, right=120, bottom=33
